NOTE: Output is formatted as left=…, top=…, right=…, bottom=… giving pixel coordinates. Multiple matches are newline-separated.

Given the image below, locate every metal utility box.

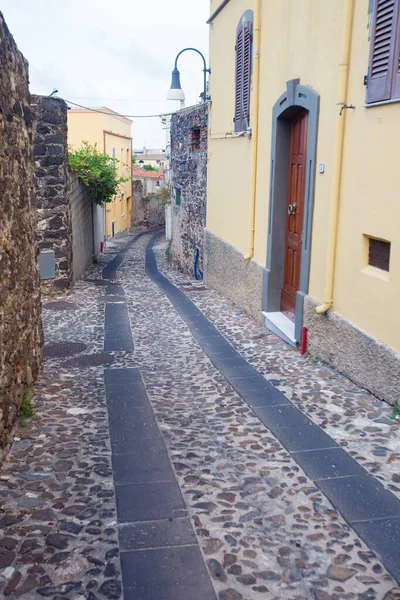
left=39, top=250, right=56, bottom=279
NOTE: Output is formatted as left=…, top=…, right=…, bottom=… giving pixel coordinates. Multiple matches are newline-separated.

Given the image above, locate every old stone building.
left=0, top=13, right=42, bottom=462
left=169, top=103, right=208, bottom=276
left=33, top=95, right=104, bottom=290
left=132, top=169, right=165, bottom=229
left=33, top=95, right=73, bottom=291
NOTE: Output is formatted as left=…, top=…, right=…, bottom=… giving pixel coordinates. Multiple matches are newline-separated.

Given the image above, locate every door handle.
left=288, top=202, right=297, bottom=216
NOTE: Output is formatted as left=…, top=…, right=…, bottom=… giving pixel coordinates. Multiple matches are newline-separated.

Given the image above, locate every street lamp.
left=167, top=48, right=210, bottom=103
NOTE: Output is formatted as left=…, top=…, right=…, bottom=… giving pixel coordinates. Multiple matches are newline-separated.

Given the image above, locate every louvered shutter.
left=367, top=0, right=400, bottom=103
left=234, top=28, right=244, bottom=131
left=242, top=22, right=252, bottom=130
left=392, top=6, right=400, bottom=97
left=234, top=21, right=252, bottom=132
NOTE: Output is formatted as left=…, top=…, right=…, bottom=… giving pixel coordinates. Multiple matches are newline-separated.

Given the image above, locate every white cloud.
left=2, top=0, right=210, bottom=147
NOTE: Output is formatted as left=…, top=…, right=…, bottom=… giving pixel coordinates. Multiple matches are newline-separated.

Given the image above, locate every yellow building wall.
left=67, top=110, right=132, bottom=238
left=103, top=131, right=132, bottom=237
left=208, top=0, right=346, bottom=290
left=67, top=112, right=104, bottom=150
left=333, top=0, right=400, bottom=351
left=207, top=0, right=399, bottom=351
left=254, top=0, right=346, bottom=306
left=207, top=0, right=256, bottom=254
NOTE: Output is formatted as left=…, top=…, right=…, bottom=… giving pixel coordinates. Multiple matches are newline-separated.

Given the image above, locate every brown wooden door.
left=280, top=110, right=308, bottom=321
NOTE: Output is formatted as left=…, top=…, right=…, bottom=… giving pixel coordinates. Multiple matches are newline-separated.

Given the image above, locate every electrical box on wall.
left=39, top=250, right=56, bottom=279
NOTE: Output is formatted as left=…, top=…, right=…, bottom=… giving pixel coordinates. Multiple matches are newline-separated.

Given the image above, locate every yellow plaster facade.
left=68, top=108, right=133, bottom=238
left=206, top=0, right=400, bottom=401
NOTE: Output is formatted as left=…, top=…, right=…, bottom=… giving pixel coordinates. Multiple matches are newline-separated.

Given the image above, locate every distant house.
left=133, top=147, right=166, bottom=172
left=68, top=107, right=133, bottom=239
left=132, top=168, right=165, bottom=228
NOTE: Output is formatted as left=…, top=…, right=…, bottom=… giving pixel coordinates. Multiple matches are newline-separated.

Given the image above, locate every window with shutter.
left=234, top=12, right=253, bottom=132
left=367, top=0, right=400, bottom=103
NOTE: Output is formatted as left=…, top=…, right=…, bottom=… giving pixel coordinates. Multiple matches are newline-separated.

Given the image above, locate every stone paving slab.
left=118, top=517, right=197, bottom=551
left=120, top=546, right=216, bottom=600
left=104, top=304, right=134, bottom=352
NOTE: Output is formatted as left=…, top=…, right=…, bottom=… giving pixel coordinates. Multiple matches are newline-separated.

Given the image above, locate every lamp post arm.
left=174, top=48, right=210, bottom=101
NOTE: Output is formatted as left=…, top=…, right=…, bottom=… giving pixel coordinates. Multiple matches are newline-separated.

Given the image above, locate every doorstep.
left=262, top=311, right=297, bottom=347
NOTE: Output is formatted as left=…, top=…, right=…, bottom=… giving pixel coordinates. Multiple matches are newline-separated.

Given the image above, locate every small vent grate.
left=368, top=238, right=391, bottom=271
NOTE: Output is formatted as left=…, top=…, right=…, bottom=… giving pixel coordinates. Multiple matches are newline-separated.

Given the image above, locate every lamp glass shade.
left=167, top=67, right=185, bottom=101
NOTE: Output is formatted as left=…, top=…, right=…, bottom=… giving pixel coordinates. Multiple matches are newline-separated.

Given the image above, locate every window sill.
left=365, top=98, right=400, bottom=108
left=361, top=265, right=390, bottom=282
left=210, top=129, right=252, bottom=140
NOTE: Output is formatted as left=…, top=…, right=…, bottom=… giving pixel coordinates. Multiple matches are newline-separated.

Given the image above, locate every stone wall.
left=70, top=174, right=93, bottom=283
left=33, top=95, right=72, bottom=292
left=0, top=13, right=42, bottom=462
left=170, top=103, right=208, bottom=276
left=204, top=229, right=264, bottom=323
left=33, top=96, right=102, bottom=288
left=133, top=178, right=165, bottom=229
left=304, top=295, right=400, bottom=406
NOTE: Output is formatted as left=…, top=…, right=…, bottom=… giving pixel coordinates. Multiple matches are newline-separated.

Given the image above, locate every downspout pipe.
left=316, top=0, right=354, bottom=314
left=243, top=0, right=261, bottom=261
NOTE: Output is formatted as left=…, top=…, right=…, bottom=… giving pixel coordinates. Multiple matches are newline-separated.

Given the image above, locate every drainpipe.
left=316, top=0, right=354, bottom=314
left=243, top=0, right=261, bottom=261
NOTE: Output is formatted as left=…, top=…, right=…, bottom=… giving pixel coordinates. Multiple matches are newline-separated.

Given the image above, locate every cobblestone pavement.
left=154, top=247, right=400, bottom=502
left=0, top=230, right=399, bottom=599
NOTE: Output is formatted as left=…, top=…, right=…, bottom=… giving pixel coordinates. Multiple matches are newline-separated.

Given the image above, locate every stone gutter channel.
left=101, top=230, right=216, bottom=600
left=144, top=232, right=400, bottom=587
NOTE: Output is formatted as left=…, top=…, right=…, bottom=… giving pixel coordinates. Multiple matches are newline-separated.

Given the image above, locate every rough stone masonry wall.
left=170, top=103, right=208, bottom=276
left=32, top=95, right=72, bottom=292
left=0, top=13, right=42, bottom=462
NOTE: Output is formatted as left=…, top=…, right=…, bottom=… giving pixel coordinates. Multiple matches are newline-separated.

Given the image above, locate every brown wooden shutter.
left=234, top=21, right=252, bottom=132
left=242, top=22, right=253, bottom=129
left=234, top=28, right=244, bottom=131
left=392, top=7, right=400, bottom=98
left=367, top=0, right=400, bottom=103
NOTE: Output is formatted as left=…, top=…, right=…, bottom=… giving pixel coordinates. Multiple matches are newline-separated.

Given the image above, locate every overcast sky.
left=2, top=0, right=210, bottom=148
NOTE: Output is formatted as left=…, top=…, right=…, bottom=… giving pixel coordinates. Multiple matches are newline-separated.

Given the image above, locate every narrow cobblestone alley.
left=1, top=230, right=400, bottom=600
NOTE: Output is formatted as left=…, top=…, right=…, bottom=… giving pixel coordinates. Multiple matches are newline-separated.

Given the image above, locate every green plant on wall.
left=20, top=388, right=34, bottom=427
left=69, top=141, right=129, bottom=206
left=390, top=400, right=400, bottom=421
left=142, top=164, right=159, bottom=172
left=132, top=154, right=138, bottom=165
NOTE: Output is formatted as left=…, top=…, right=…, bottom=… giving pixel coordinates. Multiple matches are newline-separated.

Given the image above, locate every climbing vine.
left=68, top=141, right=129, bottom=206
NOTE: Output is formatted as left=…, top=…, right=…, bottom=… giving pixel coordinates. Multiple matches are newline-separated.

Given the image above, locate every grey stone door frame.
left=262, top=79, right=320, bottom=343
